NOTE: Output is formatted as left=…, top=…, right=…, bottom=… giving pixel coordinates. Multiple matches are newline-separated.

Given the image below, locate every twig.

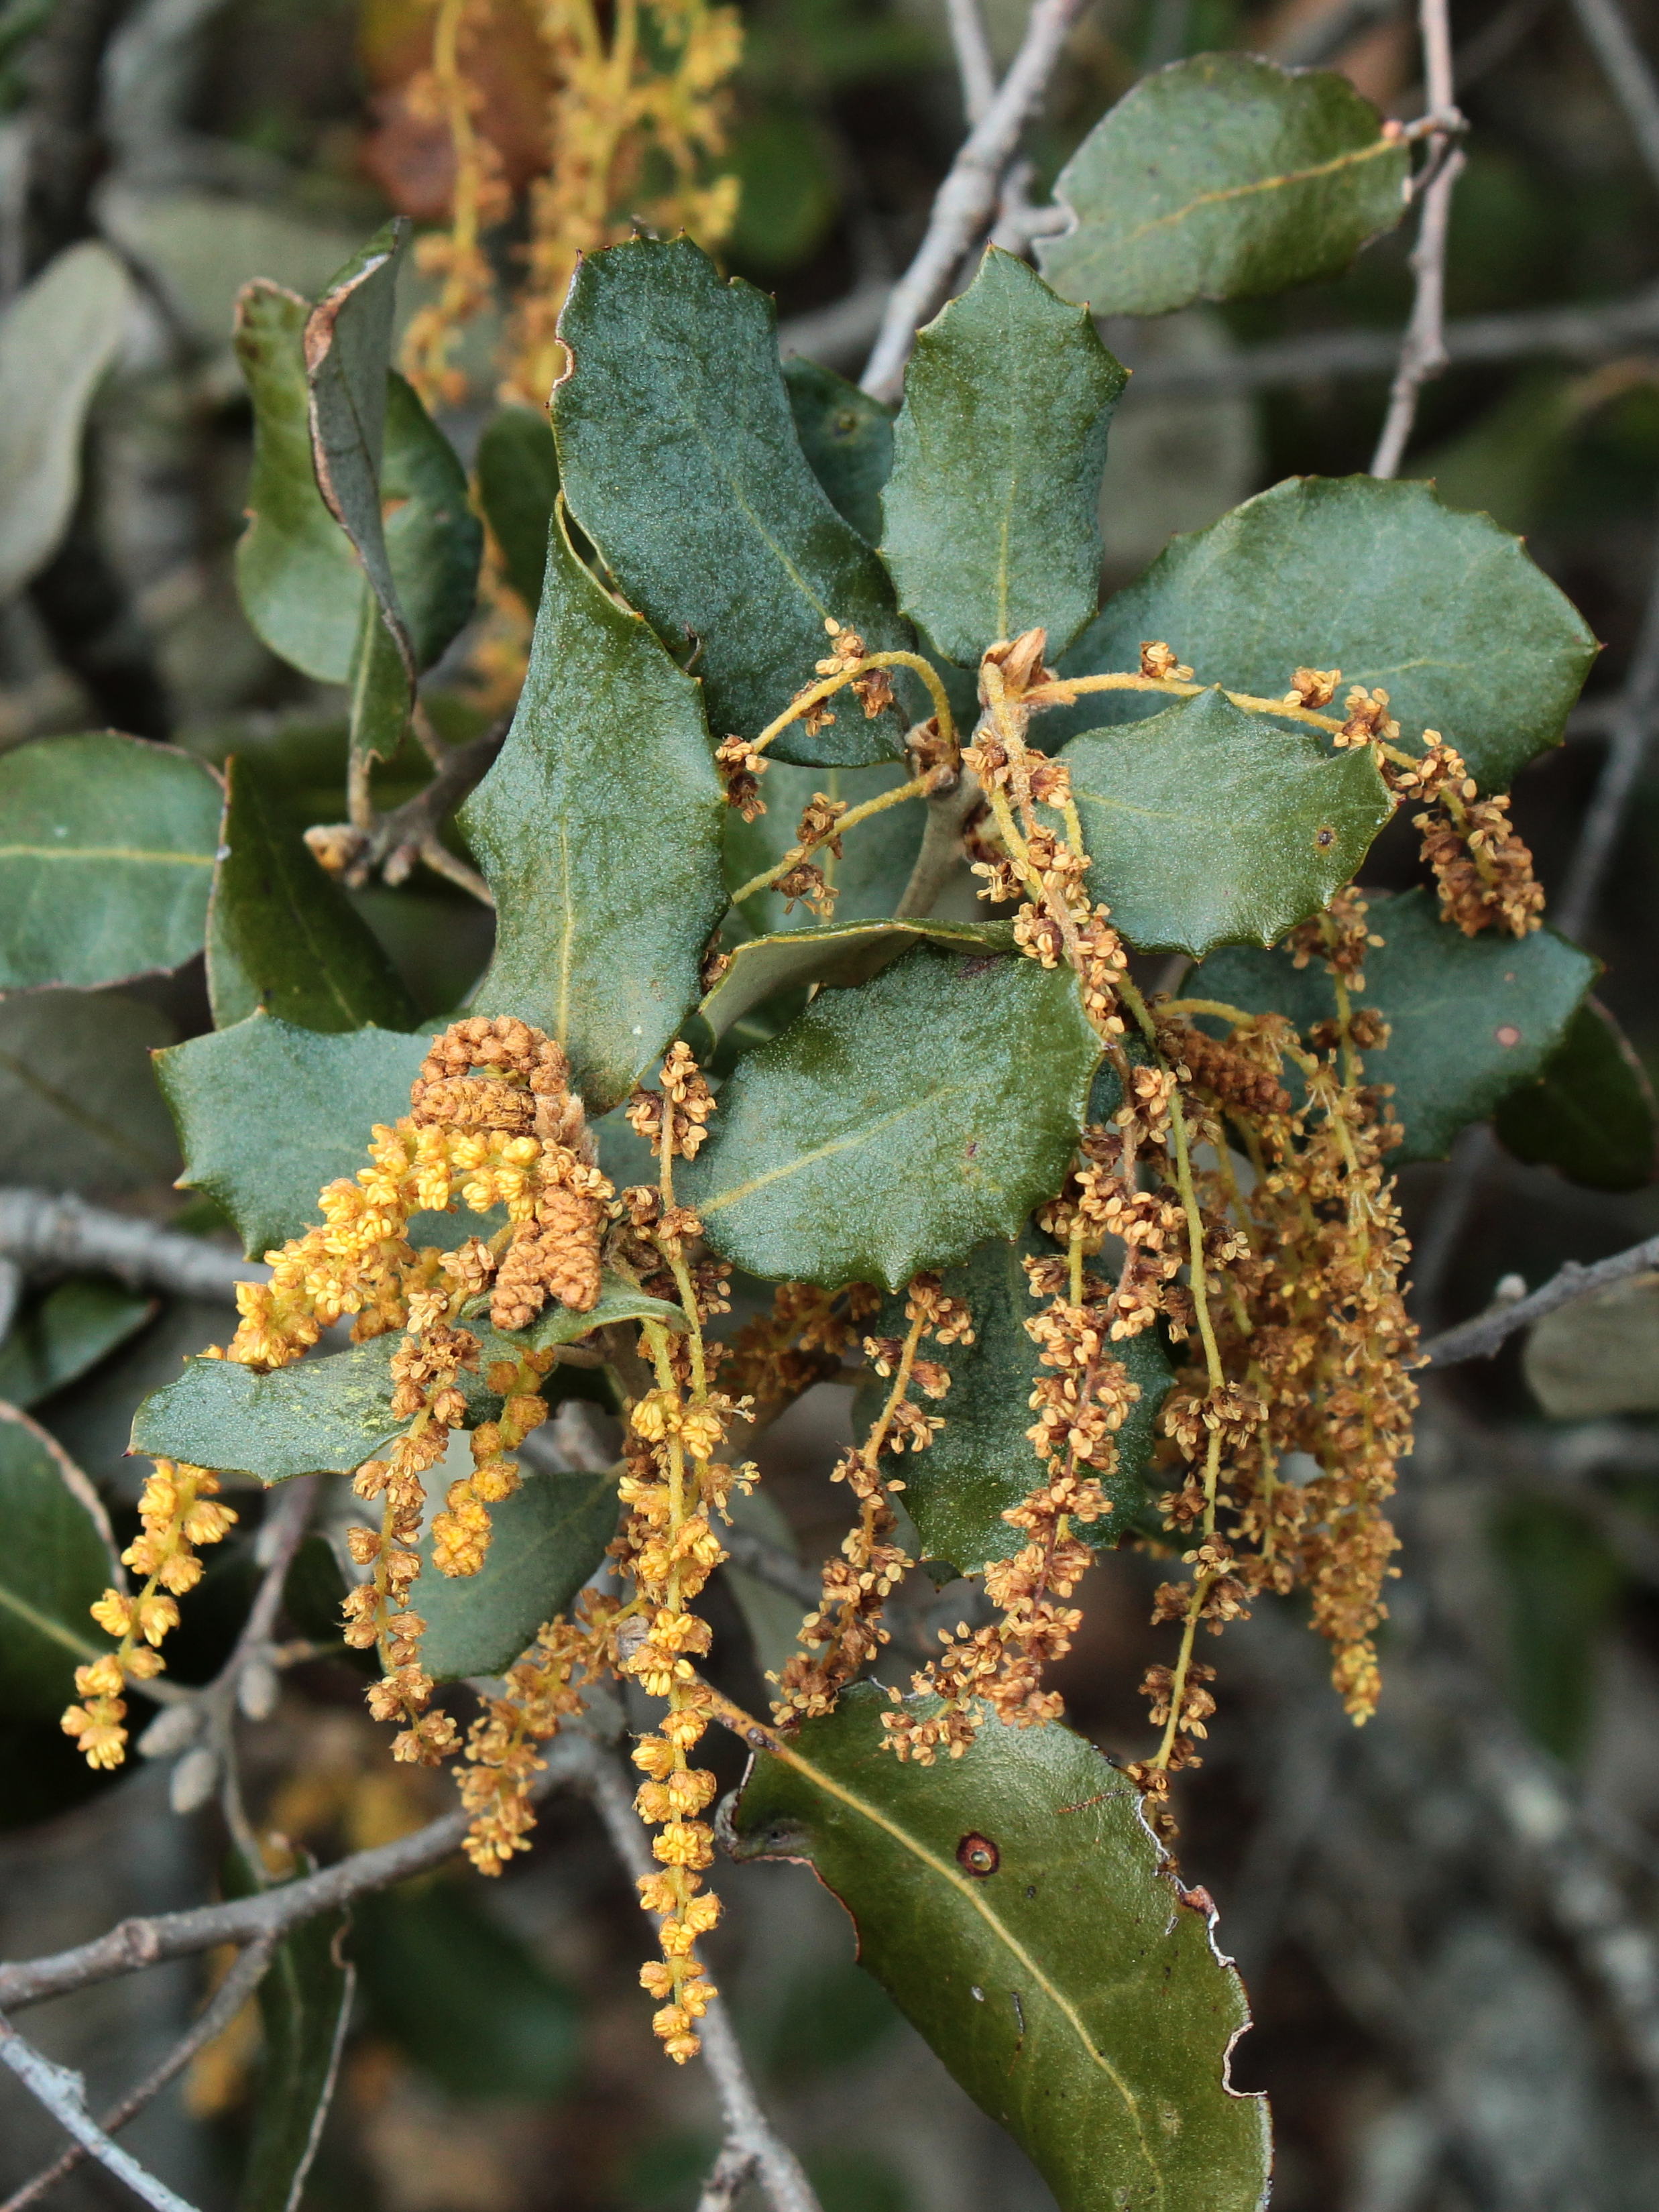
left=697, top=2142, right=760, bottom=2212
left=1554, top=521, right=1659, bottom=939
left=860, top=0, right=1086, bottom=404
left=1418, top=1232, right=1659, bottom=1367
left=0, top=1938, right=276, bottom=2212
left=893, top=771, right=982, bottom=917
left=209, top=1478, right=319, bottom=1875
left=315, top=721, right=506, bottom=907
left=1567, top=0, right=1659, bottom=197
left=1370, top=0, right=1465, bottom=477
left=943, top=0, right=996, bottom=123
left=0, top=1190, right=264, bottom=1303
left=580, top=1751, right=823, bottom=2212
left=0, top=2014, right=201, bottom=2212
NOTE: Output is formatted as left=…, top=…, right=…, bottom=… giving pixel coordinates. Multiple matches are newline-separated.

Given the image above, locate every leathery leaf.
left=1060, top=687, right=1393, bottom=957
left=699, top=918, right=1012, bottom=1043
left=234, top=1859, right=353, bottom=2212
left=1051, top=476, right=1597, bottom=793
left=1194, top=886, right=1596, bottom=1162
left=728, top=1685, right=1270, bottom=2212
left=880, top=249, right=1127, bottom=666
left=418, top=1468, right=619, bottom=1680
left=854, top=1230, right=1174, bottom=1572
left=461, top=499, right=727, bottom=1114
left=1038, top=52, right=1408, bottom=318
left=1493, top=997, right=1658, bottom=1194
left=0, top=1405, right=119, bottom=1723
left=0, top=733, right=221, bottom=989
left=681, top=943, right=1100, bottom=1290
left=553, top=235, right=912, bottom=769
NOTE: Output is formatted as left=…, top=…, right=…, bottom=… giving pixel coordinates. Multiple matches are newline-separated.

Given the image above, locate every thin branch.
left=0, top=2014, right=202, bottom=2212
left=860, top=0, right=1086, bottom=404
left=1371, top=0, right=1465, bottom=477
left=1418, top=1232, right=1659, bottom=1367
left=0, top=1939, right=277, bottom=2212
left=1554, top=516, right=1659, bottom=938
left=1567, top=0, right=1659, bottom=197
left=893, top=770, right=982, bottom=917
left=210, top=1478, right=319, bottom=1875
left=580, top=1751, right=823, bottom=2212
left=0, top=1190, right=263, bottom=1303
left=697, top=2143, right=760, bottom=2212
left=315, top=721, right=506, bottom=907
left=943, top=0, right=996, bottom=124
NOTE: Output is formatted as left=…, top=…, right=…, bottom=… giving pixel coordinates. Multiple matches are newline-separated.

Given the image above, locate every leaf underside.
left=1493, top=997, right=1658, bottom=1193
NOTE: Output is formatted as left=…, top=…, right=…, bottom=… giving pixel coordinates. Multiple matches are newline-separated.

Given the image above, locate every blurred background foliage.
left=3, top=0, right=1659, bottom=2207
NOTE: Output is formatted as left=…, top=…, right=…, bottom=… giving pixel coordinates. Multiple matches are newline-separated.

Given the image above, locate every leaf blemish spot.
left=956, top=1832, right=1000, bottom=1876
left=1495, top=1024, right=1522, bottom=1047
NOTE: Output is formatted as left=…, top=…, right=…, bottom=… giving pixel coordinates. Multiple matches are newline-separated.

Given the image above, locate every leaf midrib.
left=697, top=1085, right=966, bottom=1215
left=1115, top=137, right=1400, bottom=247
left=0, top=845, right=213, bottom=867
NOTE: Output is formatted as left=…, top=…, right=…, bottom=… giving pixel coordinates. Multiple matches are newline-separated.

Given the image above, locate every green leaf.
left=1490, top=1495, right=1620, bottom=1763
left=1493, top=998, right=1658, bottom=1194
left=0, top=733, right=221, bottom=989
left=701, top=918, right=1011, bottom=1044
left=131, top=1334, right=423, bottom=1480
left=683, top=944, right=1100, bottom=1290
left=728, top=1686, right=1269, bottom=2212
left=1050, top=476, right=1598, bottom=793
left=0, top=988, right=180, bottom=1193
left=381, top=370, right=483, bottom=669
left=129, top=1275, right=678, bottom=1480
left=881, top=250, right=1127, bottom=666
left=1524, top=1272, right=1659, bottom=1420
left=207, top=755, right=417, bottom=1032
left=476, top=404, right=559, bottom=613
left=233, top=281, right=363, bottom=685
left=0, top=242, right=132, bottom=600
left=553, top=235, right=911, bottom=770
left=0, top=1280, right=154, bottom=1410
left=156, top=1015, right=431, bottom=1258
left=1194, top=886, right=1597, bottom=1161
left=724, top=760, right=925, bottom=940
left=234, top=286, right=480, bottom=685
left=0, top=1404, right=117, bottom=1723
left=1037, top=52, right=1409, bottom=318
left=419, top=1467, right=618, bottom=1679
left=461, top=501, right=728, bottom=1115
left=353, top=1878, right=579, bottom=2101
left=1060, top=688, right=1393, bottom=957
left=783, top=357, right=893, bottom=548
left=854, top=1231, right=1174, bottom=1574
left=237, top=1876, right=353, bottom=2212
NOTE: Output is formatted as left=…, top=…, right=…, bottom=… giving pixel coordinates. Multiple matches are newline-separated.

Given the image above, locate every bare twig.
left=313, top=721, right=506, bottom=907
left=0, top=1190, right=264, bottom=1303
left=580, top=1751, right=822, bottom=2212
left=1554, top=524, right=1659, bottom=939
left=893, top=770, right=982, bottom=918
left=697, top=2142, right=760, bottom=2212
left=943, top=0, right=996, bottom=123
left=1371, top=0, right=1465, bottom=477
left=208, top=1478, right=319, bottom=1873
left=1567, top=0, right=1659, bottom=196
left=860, top=0, right=1086, bottom=404
left=0, top=2014, right=202, bottom=2212
left=1418, top=1232, right=1659, bottom=1367
left=0, top=1938, right=276, bottom=2212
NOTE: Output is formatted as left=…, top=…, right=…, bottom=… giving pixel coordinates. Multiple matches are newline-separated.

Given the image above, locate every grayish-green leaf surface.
left=725, top=760, right=925, bottom=939
left=207, top=756, right=416, bottom=1032
left=701, top=919, right=1011, bottom=1043
left=476, top=404, right=559, bottom=612
left=1196, top=888, right=1596, bottom=1161
left=156, top=1015, right=432, bottom=1257
left=462, top=503, right=727, bottom=1114
left=0, top=242, right=133, bottom=601
left=730, top=1686, right=1270, bottom=2212
left=1060, top=688, right=1393, bottom=956
left=0, top=1281, right=154, bottom=1411
left=420, top=1468, right=618, bottom=1678
left=0, top=989, right=180, bottom=1192
left=0, top=734, right=221, bottom=988
left=0, top=1406, right=116, bottom=1722
left=855, top=1232, right=1174, bottom=1572
left=1524, top=1273, right=1659, bottom=1421
left=131, top=1336, right=420, bottom=1480
left=1493, top=998, right=1657, bottom=1194
left=1051, top=476, right=1597, bottom=792
left=1038, top=53, right=1408, bottom=317
left=882, top=251, right=1126, bottom=666
left=553, top=236, right=911, bottom=768
left=683, top=945, right=1100, bottom=1289
left=783, top=357, right=894, bottom=547
left=380, top=370, right=482, bottom=668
